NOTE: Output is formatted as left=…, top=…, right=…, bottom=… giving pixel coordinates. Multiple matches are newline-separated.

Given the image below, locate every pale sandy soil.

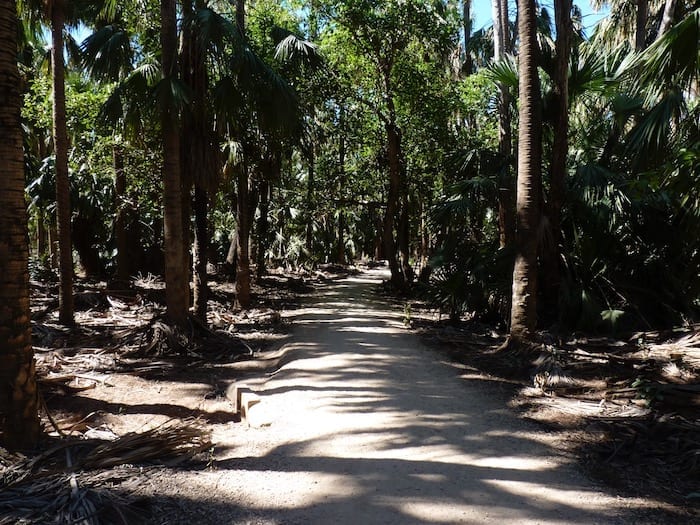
left=102, top=268, right=673, bottom=525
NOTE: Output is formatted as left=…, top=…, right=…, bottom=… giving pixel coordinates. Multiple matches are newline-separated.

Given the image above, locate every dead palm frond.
left=0, top=419, right=211, bottom=524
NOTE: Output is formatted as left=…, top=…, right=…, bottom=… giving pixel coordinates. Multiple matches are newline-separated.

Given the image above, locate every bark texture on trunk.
left=51, top=5, right=74, bottom=325
left=398, top=195, right=413, bottom=282
left=114, top=145, right=130, bottom=281
left=305, top=147, right=315, bottom=253
left=383, top=120, right=404, bottom=288
left=541, top=0, right=572, bottom=319
left=657, top=0, right=677, bottom=38
left=256, top=178, right=270, bottom=277
left=509, top=0, right=543, bottom=341
left=492, top=0, right=515, bottom=248
left=236, top=164, right=252, bottom=309
left=337, top=114, right=347, bottom=265
left=193, top=186, right=209, bottom=320
left=0, top=0, right=40, bottom=449
left=161, top=0, right=189, bottom=325
left=182, top=0, right=216, bottom=322
left=636, top=0, right=648, bottom=50
left=463, top=0, right=473, bottom=74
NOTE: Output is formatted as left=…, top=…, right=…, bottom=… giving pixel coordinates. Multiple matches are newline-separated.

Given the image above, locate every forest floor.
left=1, top=265, right=698, bottom=523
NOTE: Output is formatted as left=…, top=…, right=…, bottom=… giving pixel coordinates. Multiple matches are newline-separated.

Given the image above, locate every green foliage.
left=13, top=0, right=700, bottom=335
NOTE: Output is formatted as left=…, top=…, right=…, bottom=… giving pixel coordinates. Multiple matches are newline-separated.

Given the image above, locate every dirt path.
left=150, top=269, right=655, bottom=524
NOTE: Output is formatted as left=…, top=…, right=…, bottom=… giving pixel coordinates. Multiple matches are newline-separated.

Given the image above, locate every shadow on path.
left=167, top=269, right=660, bottom=524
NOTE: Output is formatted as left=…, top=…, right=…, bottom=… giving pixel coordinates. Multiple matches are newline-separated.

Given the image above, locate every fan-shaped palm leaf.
left=272, top=27, right=321, bottom=68
left=485, top=55, right=518, bottom=90
left=620, top=8, right=700, bottom=101
left=80, top=23, right=133, bottom=82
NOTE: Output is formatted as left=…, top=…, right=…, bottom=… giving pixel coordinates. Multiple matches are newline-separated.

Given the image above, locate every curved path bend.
left=171, top=269, right=652, bottom=524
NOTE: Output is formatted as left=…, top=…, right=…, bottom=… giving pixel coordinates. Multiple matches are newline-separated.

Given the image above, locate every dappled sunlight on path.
left=165, top=269, right=650, bottom=524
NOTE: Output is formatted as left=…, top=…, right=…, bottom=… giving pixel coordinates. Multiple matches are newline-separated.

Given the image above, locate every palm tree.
left=219, top=0, right=301, bottom=308
left=79, top=11, right=135, bottom=283
left=19, top=0, right=77, bottom=323
left=508, top=0, right=542, bottom=342
left=0, top=0, right=40, bottom=449
left=182, top=0, right=214, bottom=320
left=541, top=0, right=573, bottom=316
left=160, top=0, right=189, bottom=325
left=491, top=0, right=515, bottom=248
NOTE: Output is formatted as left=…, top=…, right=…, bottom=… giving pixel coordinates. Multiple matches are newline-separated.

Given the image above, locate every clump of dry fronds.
left=586, top=414, right=700, bottom=501
left=0, top=419, right=210, bottom=524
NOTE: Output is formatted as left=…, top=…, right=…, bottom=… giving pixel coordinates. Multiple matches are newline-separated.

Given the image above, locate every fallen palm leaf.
left=0, top=420, right=210, bottom=524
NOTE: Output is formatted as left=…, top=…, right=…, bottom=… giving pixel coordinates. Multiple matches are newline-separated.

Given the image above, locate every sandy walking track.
left=158, top=269, right=653, bottom=524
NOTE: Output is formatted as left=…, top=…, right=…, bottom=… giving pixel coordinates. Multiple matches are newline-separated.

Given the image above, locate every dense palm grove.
left=1, top=0, right=698, bottom=447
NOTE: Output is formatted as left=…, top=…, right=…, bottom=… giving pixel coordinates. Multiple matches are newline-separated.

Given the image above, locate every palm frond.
left=485, top=55, right=518, bottom=90
left=626, top=86, right=684, bottom=158
left=183, top=6, right=242, bottom=61
left=152, top=76, right=191, bottom=119
left=80, top=24, right=133, bottom=82
left=620, top=8, right=700, bottom=101
left=272, top=27, right=321, bottom=68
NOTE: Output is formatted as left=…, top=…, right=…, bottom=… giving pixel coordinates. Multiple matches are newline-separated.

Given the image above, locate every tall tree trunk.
left=114, top=144, right=130, bottom=281
left=37, top=211, right=47, bottom=259
left=0, top=0, right=40, bottom=449
left=463, top=0, right=473, bottom=74
left=256, top=177, right=270, bottom=278
left=51, top=5, right=73, bottom=324
left=161, top=0, right=189, bottom=326
left=398, top=194, right=413, bottom=282
left=236, top=164, right=251, bottom=308
left=384, top=120, right=403, bottom=287
left=418, top=195, right=429, bottom=270
left=337, top=211, right=346, bottom=264
left=49, top=222, right=58, bottom=268
left=305, top=146, right=315, bottom=253
left=337, top=110, right=346, bottom=265
left=636, top=0, right=648, bottom=50
left=541, top=0, right=572, bottom=319
left=509, top=0, right=543, bottom=342
left=193, top=185, right=209, bottom=321
left=235, top=0, right=245, bottom=35
left=657, top=0, right=677, bottom=38
left=182, top=0, right=214, bottom=322
left=492, top=0, right=515, bottom=248
left=233, top=0, right=252, bottom=306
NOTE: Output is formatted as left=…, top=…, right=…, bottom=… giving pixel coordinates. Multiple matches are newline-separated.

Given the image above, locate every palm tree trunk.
left=236, top=164, right=251, bottom=308
left=398, top=194, right=413, bottom=282
left=193, top=185, right=209, bottom=321
left=509, top=0, right=543, bottom=341
left=256, top=177, right=270, bottom=278
left=337, top=114, right=347, bottom=265
left=384, top=120, right=403, bottom=287
left=305, top=149, right=315, bottom=254
left=236, top=0, right=245, bottom=35
left=161, top=0, right=189, bottom=326
left=657, top=0, right=678, bottom=38
left=114, top=144, right=130, bottom=281
left=493, top=0, right=515, bottom=248
left=182, top=0, right=214, bottom=321
left=0, top=0, right=40, bottom=449
left=49, top=222, right=58, bottom=268
left=37, top=211, right=47, bottom=258
left=541, top=0, right=572, bottom=319
left=51, top=4, right=74, bottom=325
left=463, top=0, right=473, bottom=74
left=636, top=0, right=648, bottom=50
